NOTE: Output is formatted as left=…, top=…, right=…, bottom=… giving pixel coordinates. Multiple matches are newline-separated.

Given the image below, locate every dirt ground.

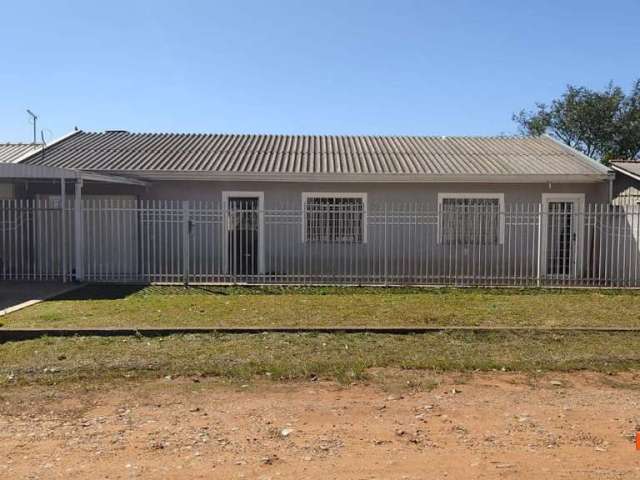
left=1, top=372, right=639, bottom=479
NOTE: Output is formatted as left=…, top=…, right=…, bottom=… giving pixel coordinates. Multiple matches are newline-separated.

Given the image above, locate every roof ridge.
left=79, top=131, right=535, bottom=141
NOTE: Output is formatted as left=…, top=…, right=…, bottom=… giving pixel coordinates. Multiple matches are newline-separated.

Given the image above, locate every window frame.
left=437, top=192, right=505, bottom=245
left=301, top=192, right=368, bottom=244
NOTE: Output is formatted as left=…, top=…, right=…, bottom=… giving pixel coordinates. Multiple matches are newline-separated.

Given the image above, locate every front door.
left=542, top=195, right=584, bottom=278
left=227, top=197, right=259, bottom=276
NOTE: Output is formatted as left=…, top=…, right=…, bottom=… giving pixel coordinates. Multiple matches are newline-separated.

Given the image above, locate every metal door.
left=227, top=197, right=259, bottom=276
left=546, top=201, right=576, bottom=276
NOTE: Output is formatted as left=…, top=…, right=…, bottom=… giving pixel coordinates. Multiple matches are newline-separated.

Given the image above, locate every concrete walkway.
left=0, top=282, right=83, bottom=316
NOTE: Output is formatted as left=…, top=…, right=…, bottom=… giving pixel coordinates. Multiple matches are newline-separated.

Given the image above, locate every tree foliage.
left=513, top=80, right=640, bottom=162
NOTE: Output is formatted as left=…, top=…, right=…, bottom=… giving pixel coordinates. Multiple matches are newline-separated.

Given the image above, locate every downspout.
left=608, top=172, right=615, bottom=203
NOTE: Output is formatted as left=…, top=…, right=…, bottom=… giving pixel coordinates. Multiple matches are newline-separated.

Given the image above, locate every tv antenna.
left=26, top=109, right=38, bottom=144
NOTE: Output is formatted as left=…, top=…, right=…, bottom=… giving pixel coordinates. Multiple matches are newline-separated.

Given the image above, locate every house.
left=0, top=143, right=41, bottom=199
left=2, top=130, right=636, bottom=286
left=0, top=143, right=40, bottom=163
left=610, top=161, right=640, bottom=206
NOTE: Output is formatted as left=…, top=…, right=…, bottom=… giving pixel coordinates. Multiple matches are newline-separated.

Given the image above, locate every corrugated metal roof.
left=611, top=161, right=640, bottom=180
left=0, top=143, right=41, bottom=163
left=19, top=131, right=609, bottom=178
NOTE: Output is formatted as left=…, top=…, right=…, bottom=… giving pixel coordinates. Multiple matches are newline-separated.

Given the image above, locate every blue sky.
left=1, top=0, right=638, bottom=142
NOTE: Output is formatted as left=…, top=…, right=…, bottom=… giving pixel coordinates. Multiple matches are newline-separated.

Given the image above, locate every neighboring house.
left=0, top=143, right=40, bottom=163
left=610, top=161, right=640, bottom=206
left=1, top=130, right=635, bottom=286
left=0, top=143, right=41, bottom=199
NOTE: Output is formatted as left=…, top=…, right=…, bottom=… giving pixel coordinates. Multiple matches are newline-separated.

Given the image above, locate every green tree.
left=513, top=80, right=640, bottom=162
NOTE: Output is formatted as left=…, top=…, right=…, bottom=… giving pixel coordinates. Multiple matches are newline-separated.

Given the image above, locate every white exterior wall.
left=7, top=178, right=634, bottom=286
left=135, top=180, right=609, bottom=206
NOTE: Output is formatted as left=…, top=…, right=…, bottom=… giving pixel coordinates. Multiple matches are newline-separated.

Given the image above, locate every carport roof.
left=0, top=162, right=147, bottom=186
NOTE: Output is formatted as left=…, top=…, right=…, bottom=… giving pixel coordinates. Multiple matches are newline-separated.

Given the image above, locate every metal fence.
left=1, top=198, right=640, bottom=287
left=613, top=189, right=640, bottom=207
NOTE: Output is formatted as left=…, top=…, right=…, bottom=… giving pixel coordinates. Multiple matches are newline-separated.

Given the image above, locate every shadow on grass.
left=53, top=285, right=148, bottom=301
left=46, top=284, right=640, bottom=300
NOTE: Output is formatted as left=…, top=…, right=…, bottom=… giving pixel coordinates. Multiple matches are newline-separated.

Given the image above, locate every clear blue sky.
left=1, top=0, right=638, bottom=142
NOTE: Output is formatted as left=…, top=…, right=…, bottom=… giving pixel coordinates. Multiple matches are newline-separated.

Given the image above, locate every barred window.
left=439, top=195, right=503, bottom=245
left=303, top=194, right=366, bottom=243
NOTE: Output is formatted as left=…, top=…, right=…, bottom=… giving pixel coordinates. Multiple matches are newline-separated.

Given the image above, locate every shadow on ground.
left=52, top=285, right=148, bottom=301
left=38, top=283, right=640, bottom=301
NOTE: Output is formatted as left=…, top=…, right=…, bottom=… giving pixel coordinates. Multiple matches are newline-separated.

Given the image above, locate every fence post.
left=60, top=178, right=67, bottom=283
left=182, top=200, right=190, bottom=286
left=536, top=203, right=542, bottom=287
left=73, top=179, right=84, bottom=282
left=384, top=203, right=388, bottom=286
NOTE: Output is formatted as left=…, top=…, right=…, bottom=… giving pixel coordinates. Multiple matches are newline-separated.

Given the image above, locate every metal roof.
left=0, top=162, right=147, bottom=186
left=0, top=143, right=41, bottom=163
left=611, top=161, right=640, bottom=181
left=18, top=131, right=610, bottom=181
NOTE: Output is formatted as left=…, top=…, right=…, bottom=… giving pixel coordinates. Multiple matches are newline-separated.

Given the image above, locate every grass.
left=1, top=331, right=640, bottom=387
left=2, top=285, right=640, bottom=329
left=3, top=286, right=639, bottom=387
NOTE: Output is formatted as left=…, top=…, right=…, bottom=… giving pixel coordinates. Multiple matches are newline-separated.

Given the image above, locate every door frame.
left=540, top=193, right=585, bottom=278
left=222, top=191, right=265, bottom=275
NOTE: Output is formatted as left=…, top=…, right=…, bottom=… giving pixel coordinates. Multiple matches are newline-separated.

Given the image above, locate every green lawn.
left=2, top=285, right=640, bottom=329
left=2, top=331, right=640, bottom=386
left=3, top=286, right=640, bottom=386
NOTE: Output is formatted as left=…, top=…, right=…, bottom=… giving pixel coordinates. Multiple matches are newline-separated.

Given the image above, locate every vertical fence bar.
left=13, top=200, right=18, bottom=279
left=182, top=200, right=190, bottom=286
left=603, top=204, right=610, bottom=286
left=73, top=180, right=83, bottom=281
left=630, top=205, right=640, bottom=287
left=1, top=200, right=5, bottom=280
left=383, top=203, right=388, bottom=286
left=536, top=203, right=542, bottom=287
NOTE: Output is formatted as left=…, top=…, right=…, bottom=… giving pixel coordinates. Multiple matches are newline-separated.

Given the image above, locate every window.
left=438, top=193, right=504, bottom=245
left=302, top=193, right=367, bottom=243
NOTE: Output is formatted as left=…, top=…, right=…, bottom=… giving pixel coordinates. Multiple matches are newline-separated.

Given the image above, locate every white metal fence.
left=613, top=189, right=640, bottom=207
left=1, top=199, right=640, bottom=287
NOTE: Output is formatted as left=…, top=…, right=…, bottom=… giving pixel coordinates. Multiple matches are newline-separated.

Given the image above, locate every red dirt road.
left=1, top=372, right=639, bottom=479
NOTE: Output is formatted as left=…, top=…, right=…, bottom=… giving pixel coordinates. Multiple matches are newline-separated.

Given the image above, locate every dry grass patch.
left=2, top=331, right=640, bottom=387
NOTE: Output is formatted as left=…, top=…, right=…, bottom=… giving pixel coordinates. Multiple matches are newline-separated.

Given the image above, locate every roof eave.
left=82, top=170, right=610, bottom=184
left=542, top=134, right=612, bottom=175
left=0, top=162, right=148, bottom=186
left=610, top=164, right=640, bottom=182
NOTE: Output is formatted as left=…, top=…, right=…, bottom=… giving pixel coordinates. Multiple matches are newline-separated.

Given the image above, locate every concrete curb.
left=2, top=325, right=640, bottom=342
left=0, top=283, right=86, bottom=317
